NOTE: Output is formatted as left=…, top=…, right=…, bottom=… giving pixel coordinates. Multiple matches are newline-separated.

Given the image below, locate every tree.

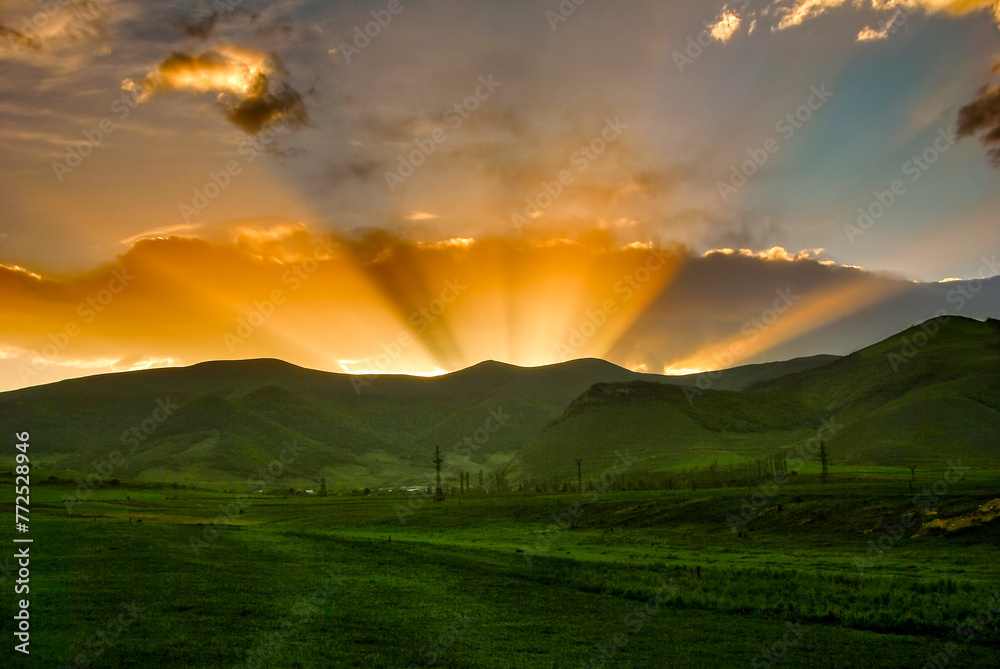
left=576, top=458, right=583, bottom=493
left=478, top=470, right=483, bottom=488
left=320, top=477, right=327, bottom=497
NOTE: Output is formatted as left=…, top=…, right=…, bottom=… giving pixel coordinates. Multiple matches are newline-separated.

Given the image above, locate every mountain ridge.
left=4, top=317, right=996, bottom=489
left=513, top=316, right=1000, bottom=484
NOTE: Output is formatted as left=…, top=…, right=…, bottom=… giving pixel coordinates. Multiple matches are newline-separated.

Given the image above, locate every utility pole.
left=433, top=445, right=445, bottom=501
left=820, top=441, right=828, bottom=484
left=576, top=459, right=583, bottom=493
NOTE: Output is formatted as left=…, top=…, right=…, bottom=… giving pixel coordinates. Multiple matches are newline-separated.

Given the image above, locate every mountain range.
left=1, top=316, right=997, bottom=489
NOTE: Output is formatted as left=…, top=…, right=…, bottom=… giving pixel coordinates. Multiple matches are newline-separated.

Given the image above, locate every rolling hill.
left=0, top=352, right=834, bottom=488
left=4, top=317, right=996, bottom=491
left=513, top=316, right=1000, bottom=484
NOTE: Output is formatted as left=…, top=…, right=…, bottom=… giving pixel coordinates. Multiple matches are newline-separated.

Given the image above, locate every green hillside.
left=515, top=317, right=1000, bottom=483
left=3, top=318, right=993, bottom=491
left=0, top=356, right=701, bottom=489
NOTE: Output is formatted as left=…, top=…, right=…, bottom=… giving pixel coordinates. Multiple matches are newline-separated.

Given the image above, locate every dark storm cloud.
left=957, top=63, right=1000, bottom=167
left=326, top=158, right=386, bottom=184
left=225, top=79, right=308, bottom=134
left=174, top=11, right=226, bottom=40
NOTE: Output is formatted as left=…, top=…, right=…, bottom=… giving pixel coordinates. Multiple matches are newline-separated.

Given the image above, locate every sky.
left=1, top=0, right=999, bottom=390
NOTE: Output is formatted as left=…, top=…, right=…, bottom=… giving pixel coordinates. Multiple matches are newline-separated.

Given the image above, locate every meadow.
left=8, top=471, right=1000, bottom=668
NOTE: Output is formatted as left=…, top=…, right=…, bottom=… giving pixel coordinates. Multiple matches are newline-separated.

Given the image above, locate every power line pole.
left=820, top=441, right=829, bottom=484
left=576, top=459, right=583, bottom=493
left=433, top=445, right=445, bottom=501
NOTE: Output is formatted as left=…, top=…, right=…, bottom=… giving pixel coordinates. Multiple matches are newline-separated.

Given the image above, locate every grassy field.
left=6, top=473, right=1000, bottom=668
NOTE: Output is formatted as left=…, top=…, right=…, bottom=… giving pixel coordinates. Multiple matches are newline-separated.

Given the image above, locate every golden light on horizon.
left=663, top=364, right=716, bottom=376
left=662, top=276, right=908, bottom=374
left=0, top=222, right=974, bottom=391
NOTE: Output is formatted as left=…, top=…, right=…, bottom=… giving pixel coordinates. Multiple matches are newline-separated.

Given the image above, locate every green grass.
left=10, top=475, right=1000, bottom=668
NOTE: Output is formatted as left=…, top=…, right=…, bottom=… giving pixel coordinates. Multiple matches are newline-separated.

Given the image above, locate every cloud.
left=856, top=8, right=909, bottom=39
left=710, top=7, right=743, bottom=42
left=125, top=45, right=308, bottom=134
left=119, top=223, right=205, bottom=246
left=405, top=211, right=440, bottom=221
left=747, top=0, right=1000, bottom=166
left=0, top=0, right=112, bottom=65
left=0, top=26, right=42, bottom=54
left=957, top=58, right=1000, bottom=166
left=774, top=0, right=848, bottom=31
left=1, top=228, right=997, bottom=391
left=703, top=246, right=827, bottom=262
left=957, top=84, right=1000, bottom=165
left=770, top=0, right=1000, bottom=31
left=173, top=10, right=233, bottom=40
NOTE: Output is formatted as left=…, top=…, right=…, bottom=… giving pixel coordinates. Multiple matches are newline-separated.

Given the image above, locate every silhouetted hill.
left=6, top=319, right=994, bottom=489
left=515, top=317, right=1000, bottom=482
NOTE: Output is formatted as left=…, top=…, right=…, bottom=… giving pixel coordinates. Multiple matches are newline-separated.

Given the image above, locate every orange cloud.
left=0, top=228, right=989, bottom=392
left=761, top=0, right=1000, bottom=33
left=125, top=45, right=308, bottom=134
